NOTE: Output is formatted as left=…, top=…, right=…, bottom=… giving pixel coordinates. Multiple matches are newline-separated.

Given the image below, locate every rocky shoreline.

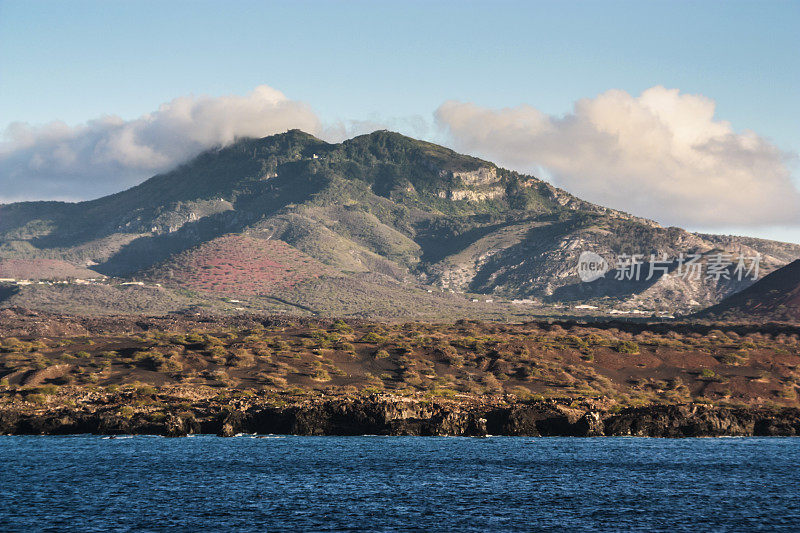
left=1, top=396, right=799, bottom=438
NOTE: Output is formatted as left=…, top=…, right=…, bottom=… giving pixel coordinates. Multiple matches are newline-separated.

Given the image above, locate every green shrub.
left=185, top=333, right=204, bottom=344
left=396, top=342, right=412, bottom=355
left=359, top=332, right=385, bottom=344
left=717, top=352, right=747, bottom=365
left=615, top=341, right=640, bottom=354
left=26, top=393, right=47, bottom=405
left=331, top=319, right=352, bottom=333
left=428, top=388, right=458, bottom=399
left=161, top=358, right=183, bottom=372
left=312, top=369, right=331, bottom=382
left=271, top=339, right=290, bottom=351
left=133, top=351, right=167, bottom=371
left=135, top=384, right=158, bottom=396
left=228, top=349, right=254, bottom=367
left=780, top=386, right=797, bottom=400
left=0, top=337, right=23, bottom=352
left=203, top=335, right=224, bottom=348
left=37, top=384, right=60, bottom=396
left=208, top=346, right=228, bottom=359
left=264, top=375, right=288, bottom=388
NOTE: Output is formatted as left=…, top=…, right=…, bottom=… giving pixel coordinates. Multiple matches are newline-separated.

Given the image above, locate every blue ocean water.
left=1, top=436, right=799, bottom=532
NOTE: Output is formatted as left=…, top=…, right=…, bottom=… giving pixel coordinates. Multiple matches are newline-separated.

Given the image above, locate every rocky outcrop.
left=436, top=167, right=506, bottom=202
left=439, top=187, right=505, bottom=202
left=1, top=397, right=798, bottom=437
left=452, top=168, right=499, bottom=186
left=604, top=404, right=800, bottom=437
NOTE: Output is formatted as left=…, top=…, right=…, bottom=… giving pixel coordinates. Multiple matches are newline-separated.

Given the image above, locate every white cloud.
left=5, top=84, right=798, bottom=231
left=435, top=86, right=800, bottom=228
left=0, top=85, right=320, bottom=202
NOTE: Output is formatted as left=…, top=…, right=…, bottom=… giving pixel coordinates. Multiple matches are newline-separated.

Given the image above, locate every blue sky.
left=1, top=0, right=798, bottom=241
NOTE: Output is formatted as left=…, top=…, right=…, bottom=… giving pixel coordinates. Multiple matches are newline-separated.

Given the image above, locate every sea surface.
left=1, top=436, right=799, bottom=532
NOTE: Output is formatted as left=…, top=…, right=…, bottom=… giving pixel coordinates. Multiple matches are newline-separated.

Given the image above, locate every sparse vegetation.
left=0, top=316, right=797, bottom=410
left=615, top=341, right=640, bottom=354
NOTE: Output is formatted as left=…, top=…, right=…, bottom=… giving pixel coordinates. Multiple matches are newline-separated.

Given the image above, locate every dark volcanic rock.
left=753, top=410, right=800, bottom=436
left=490, top=403, right=603, bottom=436
left=216, top=410, right=247, bottom=437
left=2, top=398, right=799, bottom=437
left=603, top=405, right=800, bottom=437
left=165, top=414, right=200, bottom=437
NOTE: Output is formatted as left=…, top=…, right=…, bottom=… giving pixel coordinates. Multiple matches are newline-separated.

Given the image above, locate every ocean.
left=1, top=436, right=798, bottom=531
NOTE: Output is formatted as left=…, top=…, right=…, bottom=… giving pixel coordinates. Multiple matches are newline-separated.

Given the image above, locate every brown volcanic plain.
left=2, top=309, right=799, bottom=410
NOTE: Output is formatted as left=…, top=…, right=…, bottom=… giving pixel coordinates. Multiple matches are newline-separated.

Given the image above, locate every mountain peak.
left=341, top=129, right=492, bottom=174
left=278, top=128, right=324, bottom=142
left=240, top=129, right=330, bottom=153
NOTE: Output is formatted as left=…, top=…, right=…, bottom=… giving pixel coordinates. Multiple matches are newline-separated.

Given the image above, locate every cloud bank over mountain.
left=0, top=85, right=320, bottom=202
left=2, top=84, right=798, bottom=231
left=435, top=86, right=800, bottom=228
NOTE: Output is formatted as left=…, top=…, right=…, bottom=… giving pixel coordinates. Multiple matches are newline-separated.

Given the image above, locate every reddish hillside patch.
left=150, top=234, right=334, bottom=296
left=0, top=259, right=100, bottom=280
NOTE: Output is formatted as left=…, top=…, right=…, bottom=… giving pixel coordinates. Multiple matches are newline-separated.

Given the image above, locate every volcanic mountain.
left=697, top=260, right=800, bottom=322
left=0, top=129, right=798, bottom=318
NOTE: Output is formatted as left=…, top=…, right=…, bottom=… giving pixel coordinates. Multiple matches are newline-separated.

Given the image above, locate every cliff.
left=2, top=396, right=798, bottom=438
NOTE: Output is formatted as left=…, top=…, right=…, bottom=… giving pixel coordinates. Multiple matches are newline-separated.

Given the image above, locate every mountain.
left=697, top=260, right=800, bottom=322
left=1, top=129, right=798, bottom=318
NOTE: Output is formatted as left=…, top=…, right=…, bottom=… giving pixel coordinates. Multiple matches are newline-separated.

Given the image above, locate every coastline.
left=2, top=396, right=799, bottom=438
left=3, top=311, right=800, bottom=439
